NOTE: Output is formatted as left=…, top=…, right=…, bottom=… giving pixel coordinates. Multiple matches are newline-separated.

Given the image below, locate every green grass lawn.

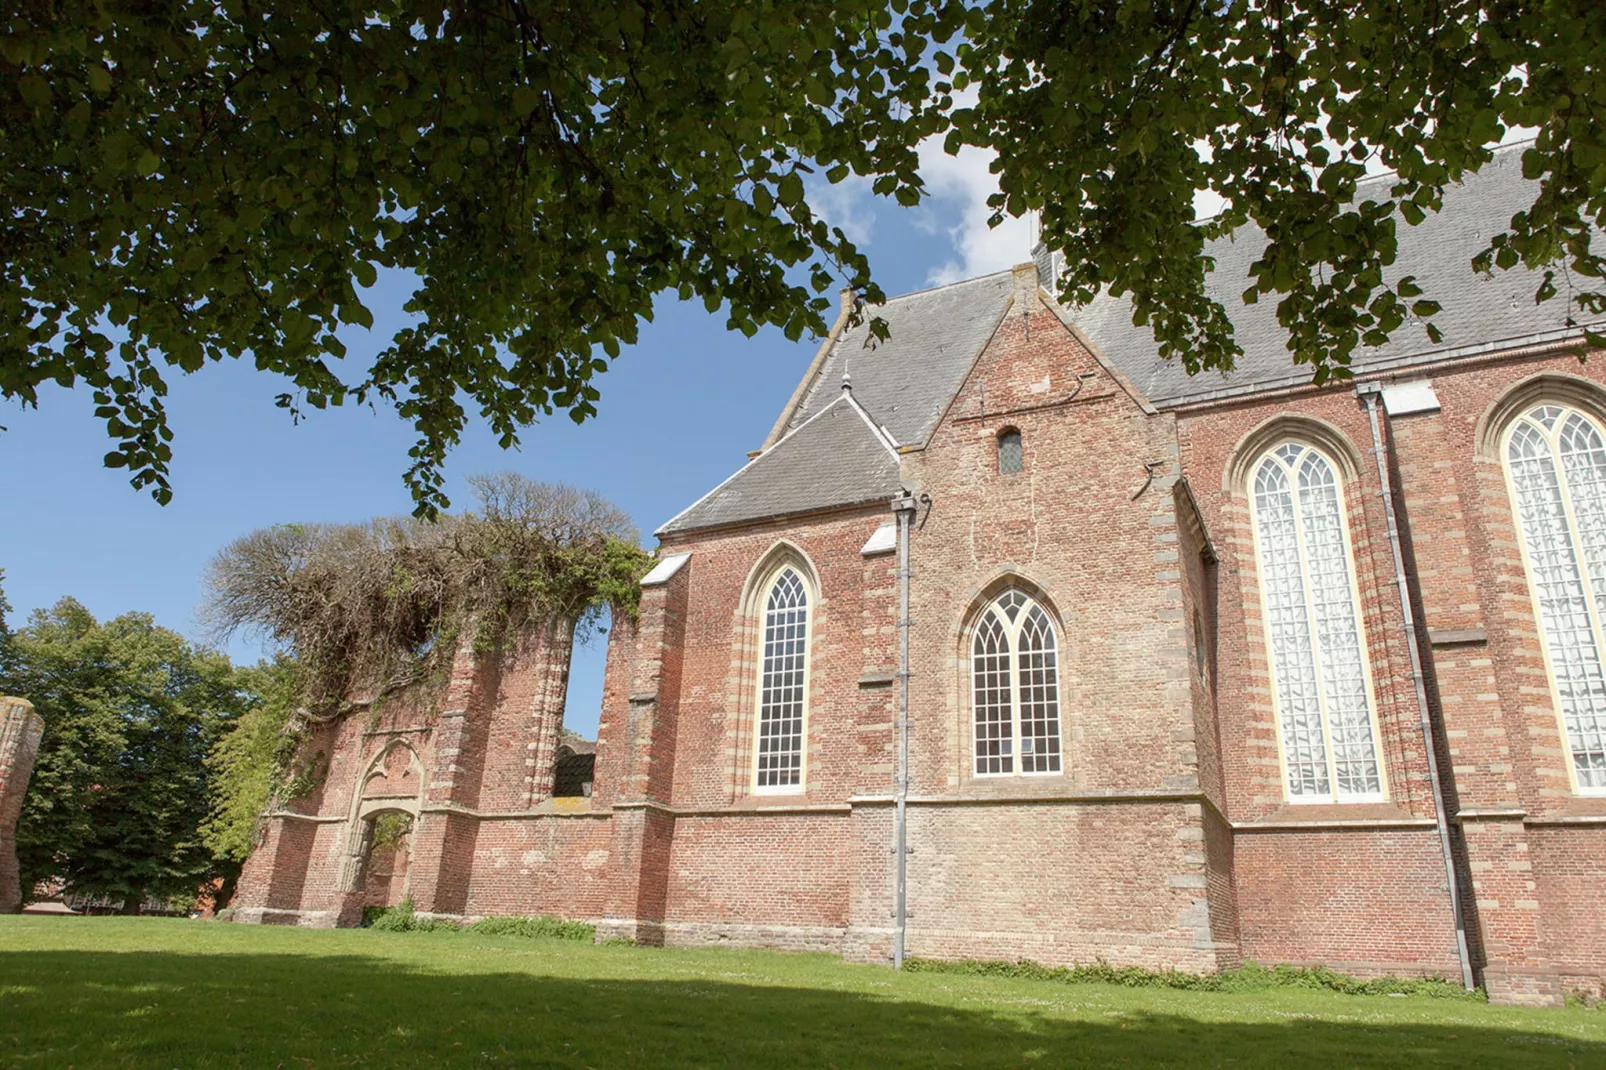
left=0, top=918, right=1602, bottom=1068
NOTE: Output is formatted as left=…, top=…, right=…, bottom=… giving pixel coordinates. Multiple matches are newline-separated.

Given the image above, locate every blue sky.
left=0, top=146, right=1026, bottom=738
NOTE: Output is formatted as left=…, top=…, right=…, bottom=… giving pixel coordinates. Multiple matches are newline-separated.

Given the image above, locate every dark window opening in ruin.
left=553, top=737, right=596, bottom=797
left=998, top=429, right=1023, bottom=474
left=358, top=810, right=414, bottom=909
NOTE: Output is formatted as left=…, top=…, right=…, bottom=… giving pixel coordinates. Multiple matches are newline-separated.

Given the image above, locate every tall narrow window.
left=1250, top=444, right=1384, bottom=802
left=1504, top=404, right=1606, bottom=793
left=755, top=567, right=809, bottom=791
left=971, top=589, right=1063, bottom=776
left=998, top=429, right=1023, bottom=474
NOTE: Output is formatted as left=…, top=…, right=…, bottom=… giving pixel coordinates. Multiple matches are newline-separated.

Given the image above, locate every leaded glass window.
left=1251, top=444, right=1384, bottom=801
left=755, top=568, right=809, bottom=791
left=971, top=589, right=1063, bottom=776
left=1504, top=404, right=1606, bottom=793
left=998, top=430, right=1023, bottom=474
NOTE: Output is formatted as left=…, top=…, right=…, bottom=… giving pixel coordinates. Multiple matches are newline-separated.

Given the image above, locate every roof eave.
left=655, top=492, right=902, bottom=541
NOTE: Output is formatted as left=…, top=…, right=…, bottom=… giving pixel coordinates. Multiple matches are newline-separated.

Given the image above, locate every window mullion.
left=1289, top=461, right=1341, bottom=802
left=1008, top=617, right=1022, bottom=776
left=1551, top=423, right=1606, bottom=792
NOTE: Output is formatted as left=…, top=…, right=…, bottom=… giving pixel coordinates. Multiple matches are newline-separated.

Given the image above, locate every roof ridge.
left=842, top=387, right=902, bottom=456
left=869, top=267, right=1014, bottom=306
left=1191, top=137, right=1535, bottom=227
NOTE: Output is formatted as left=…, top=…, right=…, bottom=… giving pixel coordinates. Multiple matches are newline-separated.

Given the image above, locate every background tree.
left=202, top=656, right=303, bottom=909
left=7, top=600, right=246, bottom=910
left=0, top=571, right=15, bottom=686
left=6, top=3, right=1602, bottom=510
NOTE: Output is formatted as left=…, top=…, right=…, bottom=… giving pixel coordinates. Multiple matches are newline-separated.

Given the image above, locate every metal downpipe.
left=1357, top=384, right=1476, bottom=991
left=892, top=492, right=917, bottom=969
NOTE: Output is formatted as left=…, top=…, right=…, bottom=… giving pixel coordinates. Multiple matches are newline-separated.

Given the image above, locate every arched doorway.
left=355, top=809, right=414, bottom=910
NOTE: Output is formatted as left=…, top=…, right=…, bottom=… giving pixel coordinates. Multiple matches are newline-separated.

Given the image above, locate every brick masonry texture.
left=0, top=697, right=44, bottom=913
left=233, top=270, right=1605, bottom=1004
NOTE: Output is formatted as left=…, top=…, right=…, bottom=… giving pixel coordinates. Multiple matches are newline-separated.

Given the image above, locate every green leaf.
left=777, top=172, right=804, bottom=208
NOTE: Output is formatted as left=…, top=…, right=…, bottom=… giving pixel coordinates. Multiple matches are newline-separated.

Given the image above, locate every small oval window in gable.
left=998, top=429, right=1023, bottom=474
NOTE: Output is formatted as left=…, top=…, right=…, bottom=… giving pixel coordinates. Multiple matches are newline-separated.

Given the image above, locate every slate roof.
left=786, top=270, right=1016, bottom=445
left=656, top=390, right=902, bottom=535
left=1080, top=142, right=1602, bottom=406
left=658, top=141, right=1601, bottom=537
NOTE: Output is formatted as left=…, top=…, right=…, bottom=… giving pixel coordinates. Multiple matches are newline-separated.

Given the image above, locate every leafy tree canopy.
left=6, top=2, right=1603, bottom=513
left=203, top=655, right=304, bottom=875
left=961, top=0, right=1606, bottom=381
left=6, top=599, right=248, bottom=908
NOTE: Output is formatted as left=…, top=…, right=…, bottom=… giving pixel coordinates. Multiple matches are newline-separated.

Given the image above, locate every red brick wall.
left=653, top=507, right=897, bottom=807
left=1530, top=824, right=1606, bottom=997
left=1235, top=828, right=1462, bottom=976
left=902, top=801, right=1223, bottom=971
left=232, top=276, right=1606, bottom=1001
left=662, top=813, right=852, bottom=950
left=464, top=816, right=614, bottom=919
left=1179, top=349, right=1606, bottom=997
left=904, top=284, right=1194, bottom=800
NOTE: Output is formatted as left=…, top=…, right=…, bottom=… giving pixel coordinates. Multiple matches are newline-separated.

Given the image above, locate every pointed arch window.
left=755, top=567, right=810, bottom=792
left=1250, top=443, right=1385, bottom=802
left=1504, top=404, right=1606, bottom=794
left=972, top=589, right=1062, bottom=776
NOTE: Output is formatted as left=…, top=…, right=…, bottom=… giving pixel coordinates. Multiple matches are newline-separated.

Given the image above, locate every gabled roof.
left=1078, top=141, right=1602, bottom=407
left=657, top=140, right=1601, bottom=538
left=782, top=271, right=1016, bottom=446
left=656, top=390, right=902, bottom=536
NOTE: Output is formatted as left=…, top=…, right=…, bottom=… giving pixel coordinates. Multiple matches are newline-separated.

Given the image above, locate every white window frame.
left=970, top=590, right=1064, bottom=779
left=751, top=565, right=812, bottom=795
left=1247, top=443, right=1389, bottom=805
left=1501, top=403, right=1606, bottom=797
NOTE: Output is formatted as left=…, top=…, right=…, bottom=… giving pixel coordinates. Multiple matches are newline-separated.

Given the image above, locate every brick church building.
left=236, top=145, right=1605, bottom=1005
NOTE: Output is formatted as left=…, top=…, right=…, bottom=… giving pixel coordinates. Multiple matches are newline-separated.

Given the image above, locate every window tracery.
left=1504, top=403, right=1606, bottom=793
left=971, top=588, right=1062, bottom=776
left=755, top=566, right=809, bottom=791
left=1250, top=443, right=1384, bottom=802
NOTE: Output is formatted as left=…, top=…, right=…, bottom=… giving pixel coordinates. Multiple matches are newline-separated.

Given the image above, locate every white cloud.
left=802, top=112, right=1543, bottom=290
left=918, top=140, right=1035, bottom=285
left=807, top=173, right=877, bottom=247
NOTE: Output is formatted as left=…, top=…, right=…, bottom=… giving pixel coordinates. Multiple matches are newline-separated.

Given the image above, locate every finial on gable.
left=842, top=368, right=853, bottom=395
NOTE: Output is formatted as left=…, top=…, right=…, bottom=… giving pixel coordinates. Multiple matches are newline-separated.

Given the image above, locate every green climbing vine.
left=202, top=474, right=651, bottom=861
left=205, top=473, right=651, bottom=721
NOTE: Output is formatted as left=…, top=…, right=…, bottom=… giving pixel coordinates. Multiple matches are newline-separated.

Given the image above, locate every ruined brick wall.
left=0, top=697, right=44, bottom=913
left=233, top=618, right=582, bottom=926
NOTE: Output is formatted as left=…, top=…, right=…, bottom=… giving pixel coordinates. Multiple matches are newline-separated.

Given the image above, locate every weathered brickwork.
left=235, top=263, right=1604, bottom=1003
left=0, top=697, right=44, bottom=914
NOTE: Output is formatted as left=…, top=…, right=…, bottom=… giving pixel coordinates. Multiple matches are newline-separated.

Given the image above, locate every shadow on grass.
left=0, top=946, right=1598, bottom=1069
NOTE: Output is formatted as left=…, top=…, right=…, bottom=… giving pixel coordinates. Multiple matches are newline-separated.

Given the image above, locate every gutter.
left=1167, top=330, right=1599, bottom=413
left=1355, top=383, right=1476, bottom=991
